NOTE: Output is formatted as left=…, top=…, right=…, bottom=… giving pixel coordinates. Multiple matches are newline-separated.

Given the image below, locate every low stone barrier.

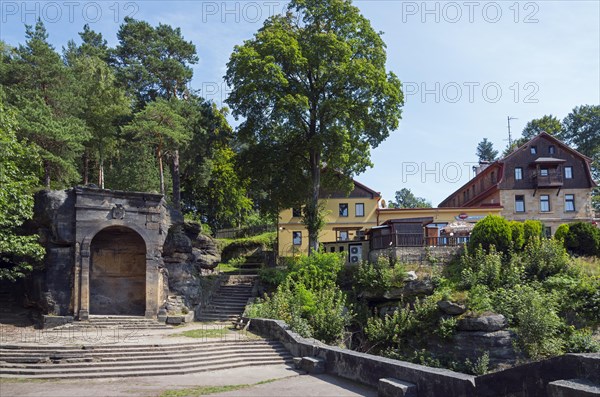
left=247, top=318, right=600, bottom=397
left=247, top=318, right=477, bottom=397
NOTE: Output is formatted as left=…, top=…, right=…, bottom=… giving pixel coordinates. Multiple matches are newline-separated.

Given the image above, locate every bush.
left=565, top=222, right=600, bottom=257
left=523, top=220, right=544, bottom=242
left=469, top=215, right=512, bottom=253
left=522, top=238, right=570, bottom=281
left=554, top=223, right=570, bottom=242
left=459, top=246, right=503, bottom=289
left=355, top=257, right=406, bottom=292
left=509, top=221, right=525, bottom=250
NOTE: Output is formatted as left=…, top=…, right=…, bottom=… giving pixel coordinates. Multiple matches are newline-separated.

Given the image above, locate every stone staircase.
left=54, top=316, right=172, bottom=331
left=0, top=339, right=293, bottom=379
left=196, top=275, right=257, bottom=323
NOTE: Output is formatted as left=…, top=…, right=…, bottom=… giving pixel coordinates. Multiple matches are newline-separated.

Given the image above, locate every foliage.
left=355, top=257, right=407, bottom=292
left=464, top=352, right=490, bottom=376
left=522, top=238, right=570, bottom=281
left=563, top=327, right=600, bottom=353
left=258, top=267, right=289, bottom=289
left=247, top=253, right=351, bottom=344
left=0, top=90, right=45, bottom=281
left=554, top=223, right=570, bottom=242
left=521, top=115, right=563, bottom=139
left=459, top=247, right=503, bottom=290
left=476, top=138, right=498, bottom=162
left=387, top=188, right=431, bottom=209
left=564, top=222, right=600, bottom=257
left=468, top=215, right=512, bottom=253
left=523, top=220, right=543, bottom=242
left=560, top=105, right=600, bottom=176
left=509, top=221, right=525, bottom=250
left=225, top=0, right=404, bottom=252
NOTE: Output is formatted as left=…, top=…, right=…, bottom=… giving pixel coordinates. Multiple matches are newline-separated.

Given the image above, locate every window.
left=540, top=195, right=550, bottom=212
left=564, top=166, right=573, bottom=179
left=338, top=231, right=349, bottom=241
left=565, top=194, right=575, bottom=212
left=330, top=247, right=335, bottom=253
left=338, top=246, right=344, bottom=252
left=549, top=145, right=556, bottom=155
left=339, top=203, right=348, bottom=217
left=355, top=203, right=365, bottom=217
left=515, top=195, right=525, bottom=212
left=292, top=207, right=302, bottom=217
left=515, top=167, right=523, bottom=180
left=491, top=171, right=496, bottom=184
left=540, top=168, right=549, bottom=177
left=530, top=146, right=537, bottom=154
left=544, top=227, right=552, bottom=239
left=292, top=231, right=302, bottom=245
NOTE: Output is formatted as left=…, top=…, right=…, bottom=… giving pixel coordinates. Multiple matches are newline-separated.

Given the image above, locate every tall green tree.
left=2, top=21, right=89, bottom=188
left=124, top=99, right=189, bottom=203
left=114, top=17, right=198, bottom=106
left=225, top=0, right=403, bottom=252
left=387, top=188, right=431, bottom=209
left=476, top=138, right=498, bottom=162
left=522, top=115, right=563, bottom=140
left=0, top=90, right=45, bottom=281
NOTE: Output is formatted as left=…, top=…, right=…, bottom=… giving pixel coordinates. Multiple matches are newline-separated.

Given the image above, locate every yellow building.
left=278, top=180, right=381, bottom=259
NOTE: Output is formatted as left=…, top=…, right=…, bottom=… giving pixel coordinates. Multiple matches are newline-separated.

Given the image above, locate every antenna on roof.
left=507, top=116, right=518, bottom=147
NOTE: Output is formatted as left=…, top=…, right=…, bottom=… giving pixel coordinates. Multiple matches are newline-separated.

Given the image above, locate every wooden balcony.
left=371, top=233, right=469, bottom=249
left=532, top=171, right=563, bottom=188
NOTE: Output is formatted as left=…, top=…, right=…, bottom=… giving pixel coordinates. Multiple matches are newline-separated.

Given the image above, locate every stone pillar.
left=78, top=243, right=90, bottom=320
left=144, top=255, right=158, bottom=319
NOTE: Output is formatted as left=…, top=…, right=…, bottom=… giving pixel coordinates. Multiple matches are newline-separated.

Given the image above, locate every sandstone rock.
left=457, top=313, right=507, bottom=332
left=437, top=300, right=466, bottom=315
left=163, top=226, right=193, bottom=256
left=405, top=271, right=418, bottom=281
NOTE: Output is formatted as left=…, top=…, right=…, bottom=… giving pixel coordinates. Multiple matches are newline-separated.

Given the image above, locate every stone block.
left=458, top=313, right=506, bottom=332
left=378, top=378, right=417, bottom=397
left=146, top=222, right=160, bottom=230
left=547, top=379, right=600, bottom=397
left=300, top=356, right=325, bottom=374
left=166, top=316, right=184, bottom=325
left=41, top=315, right=74, bottom=329
left=293, top=357, right=303, bottom=369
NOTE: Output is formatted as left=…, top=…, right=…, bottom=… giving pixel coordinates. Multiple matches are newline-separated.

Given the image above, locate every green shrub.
left=469, top=215, right=512, bottom=253
left=522, top=238, right=570, bottom=281
left=554, top=223, right=570, bottom=242
left=565, top=222, right=600, bottom=257
left=564, top=327, right=600, bottom=353
left=509, top=221, right=525, bottom=250
left=523, top=220, right=544, bottom=242
left=514, top=287, right=564, bottom=359
left=258, top=267, right=289, bottom=289
left=464, top=351, right=490, bottom=376
left=544, top=273, right=600, bottom=328
left=467, top=285, right=494, bottom=313
left=459, top=246, right=503, bottom=289
left=355, top=257, right=406, bottom=292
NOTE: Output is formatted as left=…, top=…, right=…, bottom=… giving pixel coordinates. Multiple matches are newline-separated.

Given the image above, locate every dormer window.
left=530, top=146, right=537, bottom=154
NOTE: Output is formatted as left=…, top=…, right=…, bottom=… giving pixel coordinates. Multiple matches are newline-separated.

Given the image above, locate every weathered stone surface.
left=547, top=379, right=600, bottom=397
left=379, top=378, right=417, bottom=397
left=405, top=271, right=418, bottom=281
left=41, top=315, right=74, bottom=329
left=163, top=226, right=193, bottom=256
left=457, top=314, right=507, bottom=332
left=438, top=300, right=467, bottom=315
left=300, top=356, right=325, bottom=374
left=450, top=330, right=518, bottom=365
left=33, top=189, right=76, bottom=245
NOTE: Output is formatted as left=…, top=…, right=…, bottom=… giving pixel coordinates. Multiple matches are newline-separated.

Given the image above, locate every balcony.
left=371, top=233, right=469, bottom=249
left=532, top=170, right=563, bottom=188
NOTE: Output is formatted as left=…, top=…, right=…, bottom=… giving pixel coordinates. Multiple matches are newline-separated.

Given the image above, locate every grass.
left=170, top=327, right=231, bottom=339
left=217, top=232, right=276, bottom=251
left=159, top=377, right=282, bottom=397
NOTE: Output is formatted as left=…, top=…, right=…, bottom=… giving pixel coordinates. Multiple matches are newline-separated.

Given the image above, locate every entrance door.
left=90, top=227, right=146, bottom=315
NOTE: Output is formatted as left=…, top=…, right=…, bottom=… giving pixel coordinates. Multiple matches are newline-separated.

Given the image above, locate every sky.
left=1, top=0, right=599, bottom=206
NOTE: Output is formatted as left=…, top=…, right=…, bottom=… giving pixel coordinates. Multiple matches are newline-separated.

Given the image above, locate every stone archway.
left=89, top=226, right=146, bottom=315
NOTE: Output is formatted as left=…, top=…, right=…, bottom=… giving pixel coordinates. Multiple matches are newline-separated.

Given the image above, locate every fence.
left=215, top=225, right=276, bottom=239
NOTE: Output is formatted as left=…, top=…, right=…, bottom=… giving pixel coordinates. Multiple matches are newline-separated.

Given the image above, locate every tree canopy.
left=476, top=138, right=498, bottom=162
left=387, top=188, right=431, bottom=209
left=225, top=0, right=404, bottom=252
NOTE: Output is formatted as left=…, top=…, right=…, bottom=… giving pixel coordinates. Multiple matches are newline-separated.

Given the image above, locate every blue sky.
left=1, top=1, right=599, bottom=205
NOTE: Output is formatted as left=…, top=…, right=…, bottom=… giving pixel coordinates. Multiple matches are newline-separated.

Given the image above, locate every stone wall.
left=247, top=318, right=599, bottom=397
left=369, top=246, right=462, bottom=265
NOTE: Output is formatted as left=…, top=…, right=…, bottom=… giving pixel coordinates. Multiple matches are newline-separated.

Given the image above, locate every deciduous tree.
left=225, top=0, right=403, bottom=252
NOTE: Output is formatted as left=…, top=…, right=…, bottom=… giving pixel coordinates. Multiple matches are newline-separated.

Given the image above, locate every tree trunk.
left=43, top=160, right=51, bottom=189
left=171, top=148, right=181, bottom=210
left=306, top=150, right=321, bottom=255
left=83, top=150, right=89, bottom=185
left=98, top=157, right=105, bottom=189
left=158, top=146, right=165, bottom=196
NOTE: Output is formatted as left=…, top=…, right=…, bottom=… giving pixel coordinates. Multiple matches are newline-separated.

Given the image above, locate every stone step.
left=0, top=339, right=281, bottom=352
left=1, top=349, right=292, bottom=368
left=0, top=359, right=293, bottom=379
left=0, top=340, right=292, bottom=379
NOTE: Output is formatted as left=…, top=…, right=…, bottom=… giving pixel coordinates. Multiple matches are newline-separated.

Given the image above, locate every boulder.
left=405, top=271, right=418, bottom=281
left=458, top=313, right=507, bottom=332
left=437, top=300, right=467, bottom=315
left=163, top=225, right=193, bottom=256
